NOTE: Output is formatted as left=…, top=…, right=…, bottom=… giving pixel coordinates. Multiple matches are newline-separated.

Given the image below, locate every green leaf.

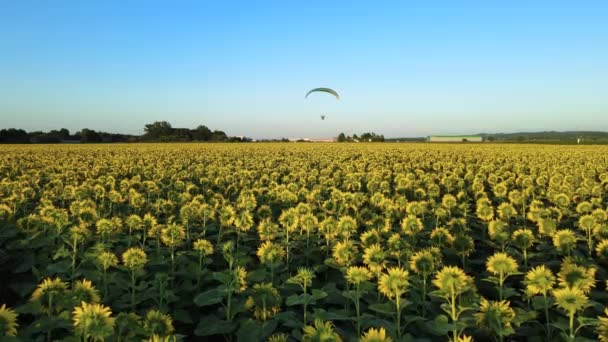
left=172, top=309, right=193, bottom=324
left=194, top=288, right=226, bottom=306
left=212, top=271, right=233, bottom=284
left=368, top=302, right=395, bottom=316
left=311, top=289, right=328, bottom=301
left=194, top=315, right=236, bottom=336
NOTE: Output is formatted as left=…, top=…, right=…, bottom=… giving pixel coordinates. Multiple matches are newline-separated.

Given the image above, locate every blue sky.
left=1, top=1, right=607, bottom=138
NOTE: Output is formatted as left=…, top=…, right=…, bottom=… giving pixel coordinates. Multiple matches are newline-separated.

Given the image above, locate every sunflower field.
left=1, top=143, right=608, bottom=342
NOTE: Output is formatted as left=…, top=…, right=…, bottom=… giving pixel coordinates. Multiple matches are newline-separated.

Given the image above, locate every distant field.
left=1, top=143, right=608, bottom=341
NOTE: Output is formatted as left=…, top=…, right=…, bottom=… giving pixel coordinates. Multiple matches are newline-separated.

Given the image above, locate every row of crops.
left=1, top=143, right=608, bottom=341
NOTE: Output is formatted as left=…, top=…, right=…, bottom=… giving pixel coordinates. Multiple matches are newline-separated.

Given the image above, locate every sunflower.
left=31, top=277, right=69, bottom=313
left=245, top=283, right=281, bottom=321
left=337, top=215, right=358, bottom=238
left=160, top=223, right=185, bottom=248
left=433, top=266, right=473, bottom=297
left=288, top=267, right=314, bottom=292
left=256, top=220, right=279, bottom=241
left=360, top=327, right=393, bottom=342
left=0, top=304, right=18, bottom=337
left=553, top=287, right=588, bottom=315
left=474, top=298, right=516, bottom=337
left=552, top=229, right=577, bottom=256
left=512, top=229, right=535, bottom=251
left=596, top=239, right=608, bottom=258
left=360, top=230, right=381, bottom=248
left=453, top=234, right=475, bottom=258
left=537, top=219, right=557, bottom=237
left=524, top=265, right=555, bottom=296
left=576, top=201, right=593, bottom=215
left=378, top=267, right=409, bottom=299
left=268, top=333, right=288, bottom=342
left=597, top=309, right=608, bottom=342
left=73, top=301, right=115, bottom=340
left=115, top=312, right=142, bottom=341
left=257, top=240, right=286, bottom=265
left=302, top=319, right=342, bottom=342
left=476, top=202, right=494, bottom=222
left=363, top=243, right=387, bottom=275
left=332, top=239, right=358, bottom=267
left=557, top=259, right=596, bottom=294
left=409, top=249, right=437, bottom=275
left=193, top=239, right=214, bottom=256
left=553, top=193, right=570, bottom=208
left=143, top=309, right=174, bottom=337
left=486, top=252, right=518, bottom=276
left=430, top=227, right=454, bottom=246
left=71, top=279, right=101, bottom=304
left=345, top=266, right=372, bottom=285
left=233, top=266, right=248, bottom=293
left=401, top=215, right=423, bottom=236
left=122, top=247, right=148, bottom=272
left=497, top=202, right=517, bottom=221
left=96, top=251, right=119, bottom=271
left=234, top=210, right=254, bottom=232
left=578, top=215, right=596, bottom=233
left=487, top=220, right=510, bottom=247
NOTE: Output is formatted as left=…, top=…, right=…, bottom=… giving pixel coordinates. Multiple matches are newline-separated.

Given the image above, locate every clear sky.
left=1, top=1, right=607, bottom=138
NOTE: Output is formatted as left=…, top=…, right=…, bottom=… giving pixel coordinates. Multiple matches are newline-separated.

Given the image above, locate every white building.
left=428, top=135, right=483, bottom=142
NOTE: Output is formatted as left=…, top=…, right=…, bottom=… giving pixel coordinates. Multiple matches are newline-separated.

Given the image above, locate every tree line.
left=0, top=121, right=249, bottom=144
left=337, top=132, right=385, bottom=142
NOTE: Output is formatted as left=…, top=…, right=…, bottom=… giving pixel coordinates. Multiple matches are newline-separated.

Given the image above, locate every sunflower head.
left=553, top=287, right=588, bottom=315
left=497, top=202, right=517, bottom=220
left=401, top=215, right=423, bottom=236
left=122, top=247, right=148, bottom=272
left=409, top=249, right=437, bottom=275
left=552, top=229, right=578, bottom=255
left=576, top=201, right=593, bottom=215
left=302, top=319, right=342, bottom=342
left=524, top=265, right=555, bottom=296
left=71, top=279, right=101, bottom=304
left=96, top=251, right=119, bottom=271
left=360, top=327, right=393, bottom=342
left=143, top=309, right=174, bottom=337
left=486, top=252, right=518, bottom=277
left=430, top=227, right=454, bottom=246
left=596, top=239, right=608, bottom=258
left=0, top=304, right=18, bottom=337
left=332, top=239, right=358, bottom=267
left=287, top=267, right=314, bottom=291
left=474, top=298, right=516, bottom=337
left=245, top=283, right=281, bottom=321
left=378, top=267, right=409, bottom=299
left=578, top=215, right=596, bottom=232
left=537, top=219, right=557, bottom=237
left=233, top=266, right=248, bottom=293
left=557, top=259, right=596, bottom=294
left=257, top=240, right=286, bottom=265
left=360, top=230, right=381, bottom=248
left=30, top=277, right=69, bottom=312
left=433, top=266, right=473, bottom=297
left=160, top=223, right=186, bottom=248
left=511, top=229, right=535, bottom=251
left=363, top=244, right=387, bottom=274
left=345, top=266, right=372, bottom=285
left=193, top=239, right=214, bottom=256
left=597, top=308, right=608, bottom=342
left=268, top=333, right=289, bottom=342
left=72, top=301, right=115, bottom=340
left=453, top=234, right=475, bottom=257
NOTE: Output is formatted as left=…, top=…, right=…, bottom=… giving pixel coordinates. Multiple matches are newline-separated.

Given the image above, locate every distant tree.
left=144, top=121, right=173, bottom=139
left=192, top=125, right=212, bottom=141
left=487, top=136, right=496, bottom=142
left=0, top=128, right=30, bottom=143
left=212, top=130, right=228, bottom=141
left=80, top=129, right=102, bottom=143
left=337, top=133, right=346, bottom=142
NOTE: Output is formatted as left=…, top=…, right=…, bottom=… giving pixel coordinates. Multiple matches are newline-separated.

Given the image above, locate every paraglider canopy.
left=305, top=87, right=340, bottom=100
left=320, top=115, right=326, bottom=120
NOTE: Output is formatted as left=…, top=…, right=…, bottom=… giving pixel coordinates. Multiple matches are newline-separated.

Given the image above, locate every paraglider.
left=306, top=87, right=339, bottom=121
left=305, top=87, right=340, bottom=100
